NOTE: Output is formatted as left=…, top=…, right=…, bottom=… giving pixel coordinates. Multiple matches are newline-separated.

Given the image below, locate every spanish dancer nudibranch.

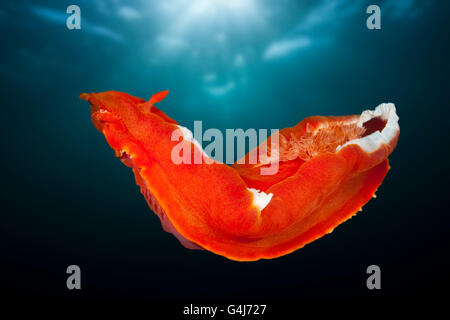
left=80, top=90, right=399, bottom=261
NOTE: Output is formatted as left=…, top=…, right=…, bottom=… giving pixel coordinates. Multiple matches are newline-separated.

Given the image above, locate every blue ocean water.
left=1, top=0, right=449, bottom=303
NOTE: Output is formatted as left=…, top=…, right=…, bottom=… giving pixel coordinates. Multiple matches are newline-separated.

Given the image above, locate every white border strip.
left=336, top=103, right=399, bottom=153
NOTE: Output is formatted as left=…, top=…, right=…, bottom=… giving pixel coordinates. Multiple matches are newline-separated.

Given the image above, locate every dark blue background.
left=1, top=0, right=449, bottom=307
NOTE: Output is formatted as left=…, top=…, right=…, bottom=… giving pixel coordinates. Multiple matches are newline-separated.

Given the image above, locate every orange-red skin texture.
left=81, top=91, right=398, bottom=261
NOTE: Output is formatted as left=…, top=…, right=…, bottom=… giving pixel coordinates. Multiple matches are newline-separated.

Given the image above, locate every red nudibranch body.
left=80, top=90, right=399, bottom=261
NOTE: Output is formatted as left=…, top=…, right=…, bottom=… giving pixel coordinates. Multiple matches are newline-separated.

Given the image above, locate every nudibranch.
left=80, top=91, right=399, bottom=261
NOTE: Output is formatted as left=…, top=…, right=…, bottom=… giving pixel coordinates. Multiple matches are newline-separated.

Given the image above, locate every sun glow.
left=187, top=0, right=256, bottom=17
left=160, top=0, right=263, bottom=34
